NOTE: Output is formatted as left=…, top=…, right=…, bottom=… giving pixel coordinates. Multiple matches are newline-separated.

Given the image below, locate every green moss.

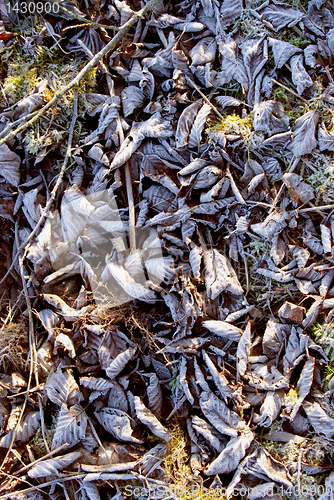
left=208, top=112, right=252, bottom=137
left=0, top=37, right=97, bottom=155
left=288, top=36, right=310, bottom=49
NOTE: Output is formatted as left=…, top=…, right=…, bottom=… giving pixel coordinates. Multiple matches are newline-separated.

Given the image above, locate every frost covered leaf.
left=237, top=321, right=251, bottom=380
left=178, top=356, right=194, bottom=404
left=199, top=391, right=245, bottom=437
left=28, top=451, right=81, bottom=478
left=83, top=482, right=101, bottom=500
left=202, top=351, right=232, bottom=400
left=303, top=401, right=334, bottom=438
left=192, top=416, right=226, bottom=453
left=318, top=122, right=334, bottom=151
left=133, top=396, right=170, bottom=442
left=290, top=55, right=313, bottom=95
left=190, top=37, right=216, bottom=66
left=106, top=346, right=136, bottom=380
left=268, top=38, right=302, bottom=68
left=94, top=407, right=143, bottom=443
left=261, top=6, right=304, bottom=31
left=0, top=144, right=21, bottom=187
left=0, top=411, right=40, bottom=448
left=253, top=391, right=283, bottom=428
left=104, top=262, right=156, bottom=303
left=215, top=96, right=242, bottom=110
left=253, top=101, right=289, bottom=137
left=205, top=429, right=254, bottom=475
left=42, top=294, right=89, bottom=321
left=290, top=110, right=319, bottom=157
left=52, top=404, right=88, bottom=449
left=188, top=103, right=212, bottom=148
left=54, top=333, right=76, bottom=358
left=203, top=320, right=242, bottom=341
left=121, top=86, right=145, bottom=117
left=282, top=173, right=314, bottom=204
left=46, top=366, right=83, bottom=406
left=219, top=0, right=243, bottom=28
left=175, top=101, right=202, bottom=149
left=285, top=357, right=315, bottom=420
left=146, top=373, right=162, bottom=414
left=204, top=248, right=243, bottom=300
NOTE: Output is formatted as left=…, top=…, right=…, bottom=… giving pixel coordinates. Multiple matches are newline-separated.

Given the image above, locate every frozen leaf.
left=46, top=366, right=83, bottom=406
left=202, top=351, right=232, bottom=400
left=80, top=377, right=115, bottom=392
left=175, top=101, right=202, bottom=149
left=146, top=373, right=162, bottom=415
left=94, top=407, right=142, bottom=443
left=54, top=333, right=76, bottom=358
left=140, top=442, right=167, bottom=475
left=283, top=172, right=315, bottom=203
left=253, top=101, right=289, bottom=137
left=318, top=122, right=334, bottom=151
left=107, top=381, right=128, bottom=412
left=133, top=396, right=170, bottom=442
left=278, top=301, right=305, bottom=324
left=104, top=262, right=156, bottom=303
left=42, top=294, right=90, bottom=321
left=205, top=429, right=254, bottom=475
left=290, top=110, right=319, bottom=157
left=248, top=364, right=289, bottom=391
left=285, top=357, right=315, bottom=420
left=253, top=391, right=283, bottom=427
left=52, top=404, right=88, bottom=449
left=28, top=451, right=81, bottom=478
left=204, top=248, right=243, bottom=300
left=83, top=482, right=100, bottom=500
left=192, top=416, right=226, bottom=453
left=219, top=0, right=243, bottom=28
left=237, top=321, right=252, bottom=380
left=106, top=346, right=136, bottom=380
left=290, top=54, right=313, bottom=95
left=0, top=411, right=41, bottom=448
left=121, top=86, right=145, bottom=117
left=188, top=104, right=212, bottom=148
left=0, top=144, right=21, bottom=187
left=203, top=320, right=242, bottom=341
left=87, top=144, right=109, bottom=167
left=268, top=37, right=302, bottom=68
left=179, top=356, right=194, bottom=405
left=190, top=38, right=216, bottom=66
left=215, top=96, right=242, bottom=109
left=261, top=6, right=304, bottom=31
left=303, top=401, right=334, bottom=438
left=199, top=391, right=246, bottom=437
left=248, top=448, right=292, bottom=488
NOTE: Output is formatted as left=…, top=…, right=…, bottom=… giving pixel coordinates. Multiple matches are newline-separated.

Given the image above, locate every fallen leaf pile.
left=2, top=0, right=334, bottom=498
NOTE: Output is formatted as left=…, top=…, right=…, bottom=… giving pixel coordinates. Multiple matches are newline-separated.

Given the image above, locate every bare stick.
left=0, top=0, right=161, bottom=147
left=185, top=76, right=225, bottom=120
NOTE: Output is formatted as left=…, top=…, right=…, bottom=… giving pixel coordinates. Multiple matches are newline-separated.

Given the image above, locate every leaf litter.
left=2, top=0, right=334, bottom=498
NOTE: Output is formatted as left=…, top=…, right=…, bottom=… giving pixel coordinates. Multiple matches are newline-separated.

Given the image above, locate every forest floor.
left=1, top=0, right=334, bottom=499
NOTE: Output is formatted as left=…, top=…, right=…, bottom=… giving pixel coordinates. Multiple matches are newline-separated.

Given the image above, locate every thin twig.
left=298, top=204, right=334, bottom=213
left=0, top=0, right=161, bottom=147
left=12, top=444, right=69, bottom=476
left=185, top=76, right=225, bottom=120
left=271, top=78, right=309, bottom=104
